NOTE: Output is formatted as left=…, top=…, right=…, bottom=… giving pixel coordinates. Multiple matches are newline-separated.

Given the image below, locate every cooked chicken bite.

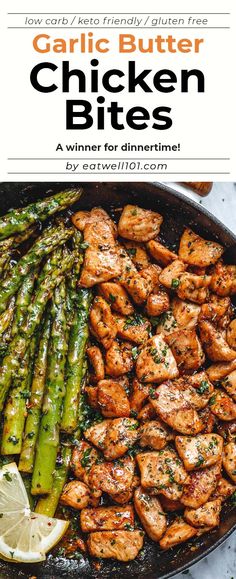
left=147, top=239, right=178, bottom=266
left=222, top=441, right=236, bottom=482
left=159, top=259, right=187, bottom=289
left=155, top=310, right=178, bottom=336
left=87, top=346, right=105, bottom=382
left=159, top=518, right=197, bottom=550
left=180, top=463, right=221, bottom=508
left=136, top=448, right=188, bottom=498
left=172, top=298, right=200, bottom=329
left=139, top=264, right=161, bottom=294
left=60, top=480, right=90, bottom=510
left=207, top=360, right=236, bottom=382
left=134, top=487, right=167, bottom=541
left=118, top=205, right=163, bottom=242
left=120, top=270, right=150, bottom=305
left=166, top=329, right=205, bottom=372
left=96, top=379, right=130, bottom=418
left=175, top=434, right=223, bottom=471
left=209, top=389, right=236, bottom=421
left=85, top=385, right=99, bottom=410
left=227, top=319, right=236, bottom=350
left=71, top=210, right=90, bottom=230
left=80, top=505, right=134, bottom=532
left=183, top=372, right=214, bottom=409
left=221, top=370, right=236, bottom=401
left=200, top=295, right=232, bottom=329
left=210, top=261, right=236, bottom=296
left=159, top=497, right=184, bottom=512
left=136, top=335, right=179, bottom=383
left=177, top=272, right=211, bottom=304
left=146, top=290, right=170, bottom=318
left=217, top=420, right=236, bottom=442
left=123, top=241, right=150, bottom=270
left=75, top=208, right=122, bottom=287
left=139, top=419, right=173, bottom=450
left=84, top=420, right=110, bottom=451
left=115, top=314, right=150, bottom=344
left=105, top=340, right=133, bottom=377
left=150, top=381, right=203, bottom=435
left=99, top=281, right=134, bottom=316
left=71, top=441, right=100, bottom=482
left=199, top=407, right=216, bottom=434
left=88, top=456, right=135, bottom=495
left=89, top=296, right=117, bottom=349
left=199, top=320, right=236, bottom=362
left=138, top=402, right=156, bottom=423
left=211, top=477, right=235, bottom=501
left=87, top=530, right=144, bottom=561
left=184, top=498, right=222, bottom=528
left=102, top=417, right=139, bottom=460
left=178, top=228, right=223, bottom=267
left=129, top=378, right=150, bottom=415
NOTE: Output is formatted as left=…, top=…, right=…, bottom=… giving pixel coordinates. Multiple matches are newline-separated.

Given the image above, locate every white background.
left=0, top=0, right=235, bottom=181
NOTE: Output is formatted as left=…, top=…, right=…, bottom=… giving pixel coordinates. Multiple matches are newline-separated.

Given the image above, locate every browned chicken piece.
left=71, top=441, right=100, bottom=482
left=89, top=296, right=117, bottom=350
left=129, top=379, right=150, bottom=415
left=139, top=419, right=173, bottom=450
left=147, top=239, right=178, bottom=266
left=87, top=530, right=144, bottom=562
left=177, top=272, right=211, bottom=304
left=209, top=389, right=236, bottom=421
left=87, top=346, right=105, bottom=382
left=105, top=340, right=134, bottom=377
left=96, top=379, right=130, bottom=418
left=102, top=417, right=139, bottom=460
left=159, top=259, right=187, bottom=289
left=199, top=407, right=216, bottom=434
left=115, top=314, right=150, bottom=344
left=199, top=320, right=236, bottom=362
left=210, top=261, right=236, bottom=296
left=138, top=402, right=157, bottom=422
left=221, top=370, right=236, bottom=401
left=120, top=270, right=150, bottom=305
left=184, top=372, right=214, bottom=409
left=178, top=228, right=223, bottom=267
left=222, top=441, right=236, bottom=482
left=136, top=335, right=179, bottom=383
left=88, top=456, right=135, bottom=496
left=58, top=531, right=87, bottom=556
left=200, top=295, right=232, bottom=329
left=227, top=319, right=236, bottom=349
left=207, top=359, right=236, bottom=382
left=134, top=487, right=167, bottom=541
left=211, top=477, right=235, bottom=501
left=80, top=505, right=134, bottom=532
left=74, top=208, right=122, bottom=287
left=146, top=290, right=170, bottom=318
left=123, top=241, right=150, bottom=270
left=184, top=498, right=222, bottom=528
left=84, top=420, right=110, bottom=452
left=160, top=497, right=184, bottom=512
left=159, top=518, right=197, bottom=550
left=136, top=448, right=188, bottom=499
left=118, top=204, right=163, bottom=242
left=172, top=298, right=200, bottom=329
left=166, top=329, right=205, bottom=372
left=180, top=463, right=221, bottom=508
left=175, top=434, right=223, bottom=471
left=111, top=474, right=140, bottom=505
left=217, top=420, right=236, bottom=442
left=155, top=310, right=178, bottom=336
left=150, top=380, right=203, bottom=435
left=140, top=264, right=161, bottom=294
left=85, top=385, right=99, bottom=410
left=60, top=480, right=90, bottom=510
left=71, top=210, right=90, bottom=231
left=98, top=281, right=134, bottom=315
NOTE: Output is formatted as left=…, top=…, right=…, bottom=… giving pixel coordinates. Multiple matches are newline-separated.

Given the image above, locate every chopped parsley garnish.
left=197, top=380, right=210, bottom=395
left=171, top=278, right=180, bottom=289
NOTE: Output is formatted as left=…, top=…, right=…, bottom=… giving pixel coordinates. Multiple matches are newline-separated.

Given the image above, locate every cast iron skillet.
left=0, top=181, right=235, bottom=579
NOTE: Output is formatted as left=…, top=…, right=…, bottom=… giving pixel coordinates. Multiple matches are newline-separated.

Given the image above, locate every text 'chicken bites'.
left=63, top=205, right=236, bottom=561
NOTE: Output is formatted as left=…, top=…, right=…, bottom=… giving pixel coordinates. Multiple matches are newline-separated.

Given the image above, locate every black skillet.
left=0, top=181, right=235, bottom=579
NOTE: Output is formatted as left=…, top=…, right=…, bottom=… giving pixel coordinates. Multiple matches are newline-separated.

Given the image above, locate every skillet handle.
left=181, top=182, right=213, bottom=196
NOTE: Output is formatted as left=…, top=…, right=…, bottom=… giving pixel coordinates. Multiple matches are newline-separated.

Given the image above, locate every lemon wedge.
left=0, top=462, right=69, bottom=563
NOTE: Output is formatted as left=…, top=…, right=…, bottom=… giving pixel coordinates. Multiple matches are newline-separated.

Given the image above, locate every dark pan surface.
left=0, top=181, right=235, bottom=579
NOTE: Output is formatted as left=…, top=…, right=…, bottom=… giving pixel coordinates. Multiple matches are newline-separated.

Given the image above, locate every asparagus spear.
left=0, top=189, right=82, bottom=240
left=0, top=251, right=12, bottom=277
left=0, top=224, right=73, bottom=314
left=31, top=280, right=68, bottom=495
left=1, top=337, right=37, bottom=455
left=0, top=225, right=37, bottom=252
left=0, top=250, right=74, bottom=412
left=18, top=313, right=51, bottom=473
left=35, top=446, right=71, bottom=516
left=0, top=296, right=15, bottom=336
left=11, top=270, right=38, bottom=336
left=61, top=288, right=91, bottom=433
